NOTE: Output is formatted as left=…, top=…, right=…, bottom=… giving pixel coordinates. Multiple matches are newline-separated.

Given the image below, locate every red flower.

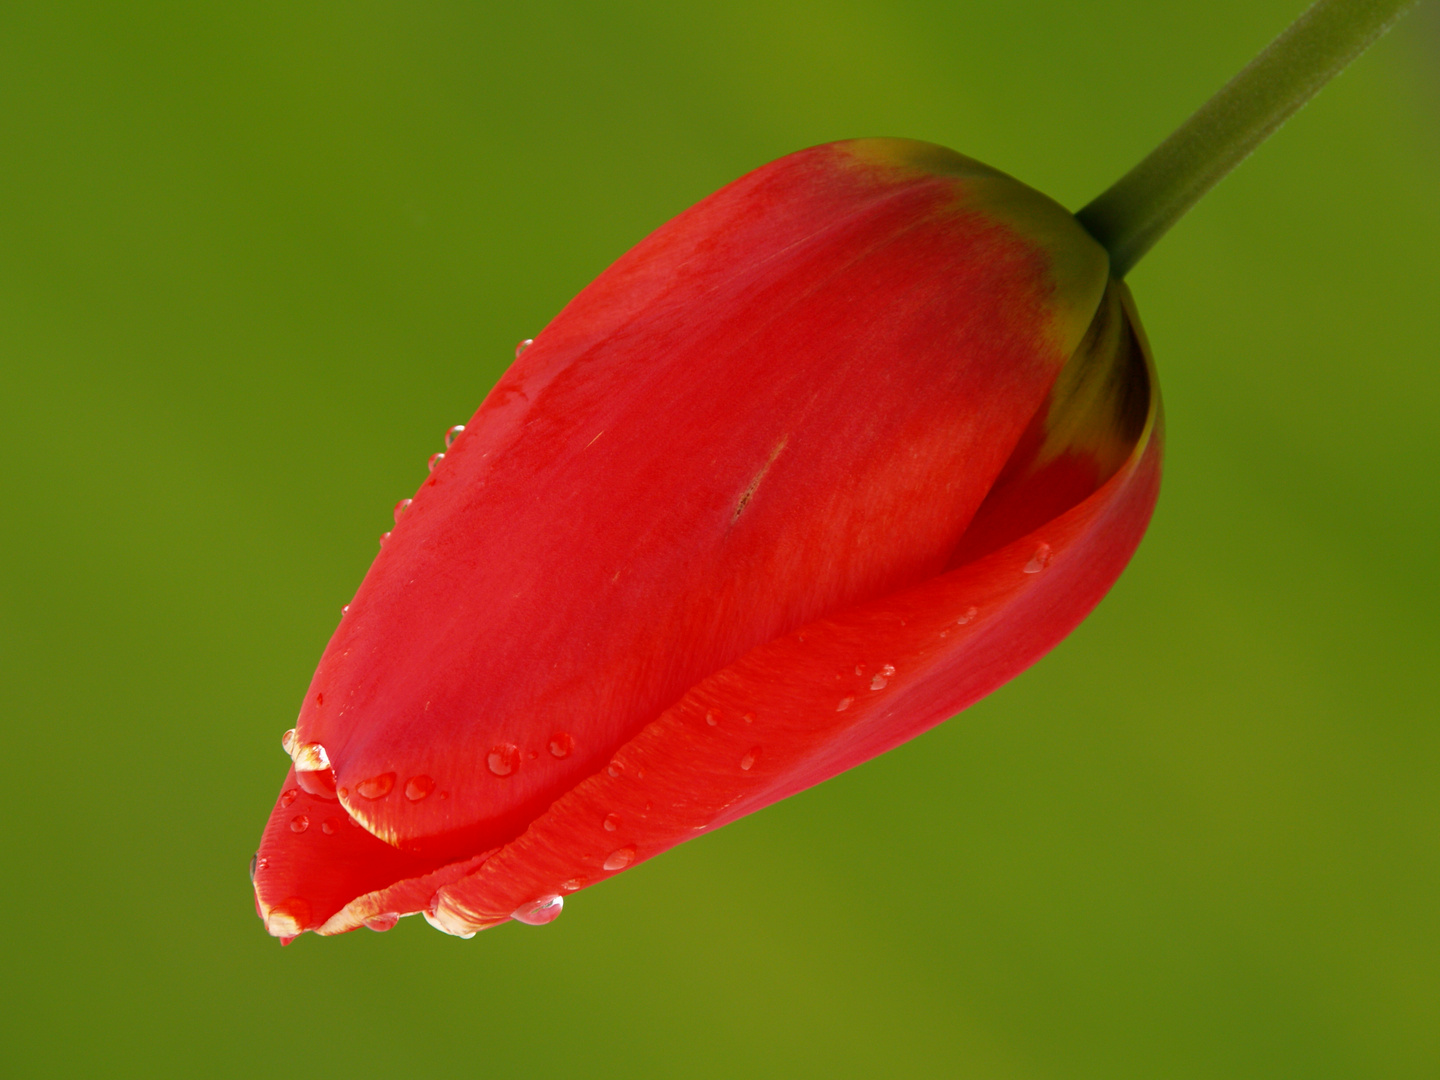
left=252, top=139, right=1160, bottom=941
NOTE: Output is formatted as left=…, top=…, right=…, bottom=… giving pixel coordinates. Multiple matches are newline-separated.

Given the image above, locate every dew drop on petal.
left=394, top=498, right=412, bottom=522
left=404, top=774, right=435, bottom=801
left=290, top=814, right=309, bottom=833
left=740, top=747, right=760, bottom=771
left=957, top=606, right=978, bottom=625
left=603, top=813, right=620, bottom=832
left=511, top=895, right=564, bottom=926
left=280, top=728, right=296, bottom=756
left=743, top=713, right=755, bottom=724
left=560, top=877, right=585, bottom=893
left=705, top=710, right=719, bottom=727
left=1024, top=543, right=1052, bottom=574
left=547, top=732, right=574, bottom=758
left=603, top=846, right=636, bottom=871
left=445, top=424, right=465, bottom=448
left=428, top=452, right=445, bottom=473
left=837, top=697, right=854, bottom=712
left=248, top=854, right=258, bottom=883
left=881, top=664, right=896, bottom=677
left=870, top=674, right=888, bottom=690
left=321, top=818, right=340, bottom=835
left=356, top=773, right=396, bottom=800
left=515, top=338, right=534, bottom=359
left=607, top=760, right=622, bottom=778
left=487, top=744, right=520, bottom=777
left=279, top=787, right=299, bottom=808
left=341, top=604, right=350, bottom=617
left=365, top=913, right=400, bottom=933
left=855, top=664, right=865, bottom=676
left=379, top=531, right=391, bottom=546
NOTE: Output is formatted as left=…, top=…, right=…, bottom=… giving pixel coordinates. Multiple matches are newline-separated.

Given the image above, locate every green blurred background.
left=2, top=2, right=1436, bottom=1076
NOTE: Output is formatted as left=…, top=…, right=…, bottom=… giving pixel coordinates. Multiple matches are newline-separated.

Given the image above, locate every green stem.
left=1077, top=0, right=1419, bottom=278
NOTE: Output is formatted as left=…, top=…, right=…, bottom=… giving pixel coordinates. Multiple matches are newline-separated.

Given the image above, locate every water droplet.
left=356, top=773, right=396, bottom=799
left=360, top=771, right=400, bottom=800
left=511, top=895, right=563, bottom=926
left=341, top=604, right=350, bottom=616
left=870, top=674, right=888, bottom=690
left=740, top=747, right=760, bottom=771
left=837, top=697, right=854, bottom=712
left=560, top=877, right=585, bottom=892
left=957, top=606, right=978, bottom=625
left=881, top=664, right=896, bottom=677
left=365, top=913, right=400, bottom=933
left=743, top=712, right=755, bottom=724
left=1023, top=543, right=1051, bottom=574
left=603, top=812, right=620, bottom=832
left=548, top=732, right=574, bottom=758
left=607, top=760, right=622, bottom=778
left=487, top=744, right=520, bottom=777
left=404, top=774, right=435, bottom=801
left=248, top=853, right=258, bottom=882
left=705, top=710, right=719, bottom=726
left=294, top=742, right=338, bottom=798
left=428, top=452, right=445, bottom=472
left=379, top=530, right=392, bottom=546
left=280, top=728, right=296, bottom=756
left=515, top=338, right=534, bottom=359
left=394, top=498, right=412, bottom=522
left=337, top=786, right=349, bottom=798
left=321, top=818, right=341, bottom=835
left=527, top=749, right=538, bottom=760
left=279, top=787, right=299, bottom=808
left=445, top=424, right=465, bottom=448
left=855, top=664, right=865, bottom=676
left=290, top=814, right=309, bottom=833
left=603, top=846, right=636, bottom=871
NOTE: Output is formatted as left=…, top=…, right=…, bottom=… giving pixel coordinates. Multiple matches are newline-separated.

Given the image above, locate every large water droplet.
left=1023, top=543, right=1052, bottom=574
left=356, top=773, right=396, bottom=800
left=394, top=498, right=412, bottom=523
left=739, top=747, right=760, bottom=771
left=341, top=604, right=350, bottom=617
left=280, top=728, right=296, bottom=756
left=445, top=424, right=465, bottom=448
left=603, top=812, right=620, bottom=832
left=603, top=846, right=635, bottom=871
left=290, top=814, right=309, bottom=833
left=428, top=452, right=445, bottom=473
left=279, top=787, right=300, bottom=808
left=365, top=913, right=400, bottom=933
left=294, top=743, right=338, bottom=798
left=379, top=530, right=392, bottom=546
left=487, top=744, right=520, bottom=777
left=515, top=338, right=534, bottom=359
left=511, top=895, right=564, bottom=926
left=836, top=697, right=854, bottom=712
left=404, top=774, right=435, bottom=801
left=548, top=732, right=574, bottom=758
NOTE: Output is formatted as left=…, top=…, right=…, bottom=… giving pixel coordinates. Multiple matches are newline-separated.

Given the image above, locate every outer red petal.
left=252, top=768, right=451, bottom=936
left=289, top=139, right=1108, bottom=862
left=399, top=289, right=1163, bottom=936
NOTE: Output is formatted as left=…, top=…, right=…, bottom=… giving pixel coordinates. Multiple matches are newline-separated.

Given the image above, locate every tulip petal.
left=288, top=140, right=1109, bottom=863
left=251, top=768, right=452, bottom=936
left=426, top=286, right=1160, bottom=932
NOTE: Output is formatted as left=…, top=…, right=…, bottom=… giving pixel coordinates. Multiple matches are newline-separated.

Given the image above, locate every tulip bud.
left=253, top=138, right=1161, bottom=940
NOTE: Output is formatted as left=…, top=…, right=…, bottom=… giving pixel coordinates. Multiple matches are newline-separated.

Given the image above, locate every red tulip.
left=252, top=138, right=1161, bottom=941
